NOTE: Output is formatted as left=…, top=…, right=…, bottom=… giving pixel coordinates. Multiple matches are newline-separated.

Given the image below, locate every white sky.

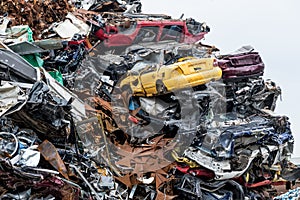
left=142, top=0, right=300, bottom=157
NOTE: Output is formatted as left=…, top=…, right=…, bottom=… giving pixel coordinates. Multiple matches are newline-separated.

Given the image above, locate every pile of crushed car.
left=0, top=0, right=299, bottom=199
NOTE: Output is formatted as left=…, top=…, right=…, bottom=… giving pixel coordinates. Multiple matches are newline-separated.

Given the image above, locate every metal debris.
left=0, top=0, right=298, bottom=199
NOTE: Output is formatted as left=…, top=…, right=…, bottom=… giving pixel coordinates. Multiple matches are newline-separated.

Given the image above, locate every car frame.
left=119, top=57, right=222, bottom=97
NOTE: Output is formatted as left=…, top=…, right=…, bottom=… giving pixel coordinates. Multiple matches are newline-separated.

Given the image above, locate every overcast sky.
left=142, top=0, right=300, bottom=157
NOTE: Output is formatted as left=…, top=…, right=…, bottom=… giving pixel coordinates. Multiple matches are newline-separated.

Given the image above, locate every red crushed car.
left=94, top=17, right=210, bottom=47
left=217, top=47, right=265, bottom=79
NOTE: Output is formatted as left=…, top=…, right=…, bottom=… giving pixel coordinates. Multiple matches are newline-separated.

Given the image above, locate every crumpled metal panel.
left=0, top=82, right=26, bottom=117
left=8, top=41, right=47, bottom=55
left=218, top=46, right=265, bottom=79
left=175, top=174, right=245, bottom=200
left=38, top=140, right=69, bottom=179
left=0, top=49, right=39, bottom=83
left=6, top=81, right=73, bottom=141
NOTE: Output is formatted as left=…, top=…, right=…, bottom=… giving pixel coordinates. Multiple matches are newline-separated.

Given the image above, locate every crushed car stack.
left=0, top=0, right=299, bottom=199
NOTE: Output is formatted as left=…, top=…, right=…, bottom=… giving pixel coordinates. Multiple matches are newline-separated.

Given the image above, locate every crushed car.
left=217, top=45, right=265, bottom=80
left=94, top=17, right=210, bottom=48
left=119, top=57, right=222, bottom=97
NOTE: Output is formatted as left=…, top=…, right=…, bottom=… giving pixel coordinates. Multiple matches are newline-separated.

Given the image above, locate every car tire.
left=156, top=80, right=167, bottom=94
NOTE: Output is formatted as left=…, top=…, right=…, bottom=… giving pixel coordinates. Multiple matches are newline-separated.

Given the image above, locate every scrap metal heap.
left=0, top=0, right=298, bottom=199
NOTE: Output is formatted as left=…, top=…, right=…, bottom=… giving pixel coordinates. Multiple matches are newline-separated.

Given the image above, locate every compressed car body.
left=95, top=19, right=210, bottom=47
left=217, top=46, right=264, bottom=79
left=119, top=57, right=222, bottom=96
left=184, top=114, right=293, bottom=180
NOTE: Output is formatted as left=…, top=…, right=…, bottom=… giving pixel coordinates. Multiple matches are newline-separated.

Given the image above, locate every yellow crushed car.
left=120, top=57, right=222, bottom=97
